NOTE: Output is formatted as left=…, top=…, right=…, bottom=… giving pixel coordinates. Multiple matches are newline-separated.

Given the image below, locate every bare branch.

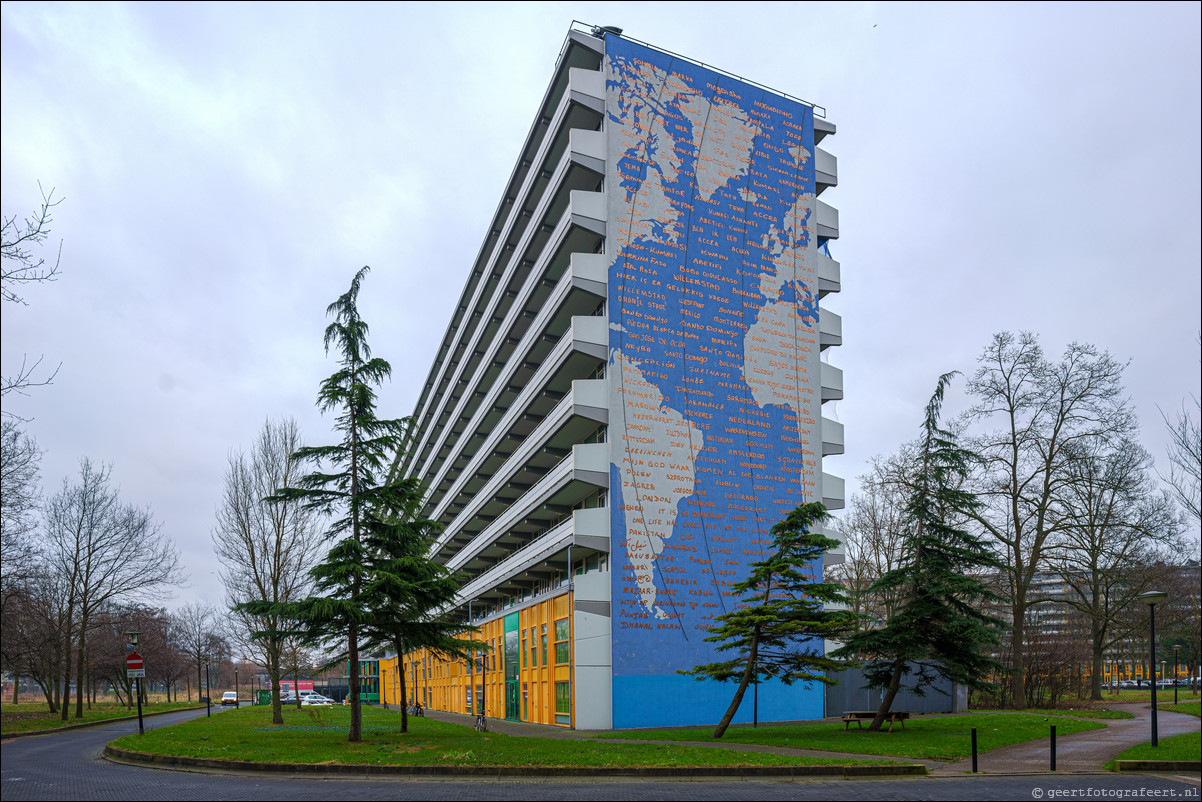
left=2, top=183, right=64, bottom=305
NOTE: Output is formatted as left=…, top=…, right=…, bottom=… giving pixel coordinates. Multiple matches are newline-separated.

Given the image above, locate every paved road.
left=3, top=707, right=1199, bottom=801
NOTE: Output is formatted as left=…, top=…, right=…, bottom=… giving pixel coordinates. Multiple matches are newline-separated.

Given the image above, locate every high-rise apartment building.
left=390, top=24, right=843, bottom=730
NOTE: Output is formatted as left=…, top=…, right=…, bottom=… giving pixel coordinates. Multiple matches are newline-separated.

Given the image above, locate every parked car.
left=220, top=691, right=238, bottom=706
left=302, top=693, right=334, bottom=706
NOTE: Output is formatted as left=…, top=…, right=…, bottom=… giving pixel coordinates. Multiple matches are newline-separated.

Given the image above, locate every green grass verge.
left=593, top=714, right=1107, bottom=761
left=1160, top=701, right=1201, bottom=717
left=108, top=706, right=899, bottom=768
left=1106, top=730, right=1202, bottom=769
left=1, top=701, right=198, bottom=734
left=1099, top=690, right=1201, bottom=704
left=970, top=708, right=1133, bottom=720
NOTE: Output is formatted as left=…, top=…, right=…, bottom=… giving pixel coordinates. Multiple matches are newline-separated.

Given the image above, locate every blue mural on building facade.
left=604, top=36, right=827, bottom=728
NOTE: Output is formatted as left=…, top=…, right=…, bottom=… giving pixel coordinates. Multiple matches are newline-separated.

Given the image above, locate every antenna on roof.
left=591, top=25, right=623, bottom=38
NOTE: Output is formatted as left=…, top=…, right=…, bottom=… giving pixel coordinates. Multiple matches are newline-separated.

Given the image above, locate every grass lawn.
left=1161, top=701, right=1201, bottom=717
left=1, top=701, right=198, bottom=735
left=593, top=714, right=1107, bottom=761
left=1106, top=730, right=1202, bottom=768
left=1099, top=690, right=1201, bottom=704
left=971, top=708, right=1133, bottom=720
left=107, top=705, right=899, bottom=768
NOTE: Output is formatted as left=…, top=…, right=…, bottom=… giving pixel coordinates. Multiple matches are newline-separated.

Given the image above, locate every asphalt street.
left=2, top=707, right=1199, bottom=801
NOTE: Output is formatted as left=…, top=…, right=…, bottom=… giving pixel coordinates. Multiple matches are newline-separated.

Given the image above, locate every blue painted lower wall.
left=612, top=674, right=825, bottom=730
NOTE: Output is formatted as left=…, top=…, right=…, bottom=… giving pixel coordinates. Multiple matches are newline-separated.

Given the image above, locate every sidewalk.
left=930, top=704, right=1201, bottom=775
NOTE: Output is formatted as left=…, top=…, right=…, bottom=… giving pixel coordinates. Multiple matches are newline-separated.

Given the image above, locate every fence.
left=825, top=664, right=967, bottom=715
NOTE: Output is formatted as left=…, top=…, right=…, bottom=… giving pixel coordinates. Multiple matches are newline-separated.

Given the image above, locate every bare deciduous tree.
left=1050, top=437, right=1184, bottom=700
left=1, top=420, right=41, bottom=614
left=170, top=602, right=224, bottom=702
left=44, top=459, right=184, bottom=720
left=1161, top=393, right=1201, bottom=527
left=829, top=451, right=912, bottom=629
left=212, top=417, right=324, bottom=724
left=967, top=331, right=1135, bottom=709
left=2, top=184, right=64, bottom=403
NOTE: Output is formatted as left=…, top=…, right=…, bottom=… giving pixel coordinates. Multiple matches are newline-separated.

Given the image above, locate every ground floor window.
left=555, top=681, right=570, bottom=726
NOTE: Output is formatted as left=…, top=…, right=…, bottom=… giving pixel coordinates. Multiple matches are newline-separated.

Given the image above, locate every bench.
left=840, top=710, right=910, bottom=732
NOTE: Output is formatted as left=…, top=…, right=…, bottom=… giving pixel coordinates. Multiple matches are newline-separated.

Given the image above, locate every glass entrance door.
left=504, top=613, right=520, bottom=721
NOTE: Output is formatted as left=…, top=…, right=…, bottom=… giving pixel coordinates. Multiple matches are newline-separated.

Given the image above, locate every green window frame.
left=555, top=681, right=570, bottom=725
left=554, top=618, right=570, bottom=664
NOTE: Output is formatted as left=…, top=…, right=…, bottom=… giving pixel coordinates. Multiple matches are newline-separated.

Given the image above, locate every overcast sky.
left=3, top=2, right=1199, bottom=612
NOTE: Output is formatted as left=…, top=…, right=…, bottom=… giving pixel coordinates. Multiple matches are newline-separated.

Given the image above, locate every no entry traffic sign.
left=126, top=652, right=144, bottom=671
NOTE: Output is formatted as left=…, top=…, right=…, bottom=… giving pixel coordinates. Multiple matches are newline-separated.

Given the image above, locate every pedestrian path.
left=930, top=704, right=1201, bottom=775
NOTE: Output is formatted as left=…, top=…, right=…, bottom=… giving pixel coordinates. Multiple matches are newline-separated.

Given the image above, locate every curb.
left=102, top=746, right=928, bottom=778
left=1112, top=760, right=1202, bottom=772
left=2, top=707, right=206, bottom=740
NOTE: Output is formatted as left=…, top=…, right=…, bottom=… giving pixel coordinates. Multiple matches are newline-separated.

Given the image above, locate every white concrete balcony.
left=818, top=307, right=841, bottom=349
left=822, top=472, right=845, bottom=511
left=568, top=66, right=605, bottom=109
left=820, top=362, right=843, bottom=402
left=421, top=315, right=608, bottom=526
left=821, top=417, right=844, bottom=457
left=409, top=81, right=605, bottom=441
left=814, top=252, right=840, bottom=298
left=571, top=506, right=610, bottom=552
left=443, top=442, right=609, bottom=572
left=815, top=147, right=837, bottom=193
left=817, top=200, right=839, bottom=241
left=569, top=189, right=606, bottom=236
left=412, top=199, right=608, bottom=483
left=431, top=378, right=608, bottom=529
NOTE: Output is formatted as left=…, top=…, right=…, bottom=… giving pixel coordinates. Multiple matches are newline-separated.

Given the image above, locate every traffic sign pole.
left=127, top=652, right=145, bottom=735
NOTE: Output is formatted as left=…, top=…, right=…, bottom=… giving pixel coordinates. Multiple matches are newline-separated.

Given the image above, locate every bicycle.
left=474, top=709, right=487, bottom=733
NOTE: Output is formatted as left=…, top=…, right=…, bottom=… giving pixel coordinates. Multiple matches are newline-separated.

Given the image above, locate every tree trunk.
left=60, top=629, right=73, bottom=722
left=268, top=646, right=284, bottom=725
left=396, top=639, right=408, bottom=734
left=74, top=623, right=87, bottom=719
left=12, top=673, right=18, bottom=704
left=1090, top=639, right=1105, bottom=701
left=712, top=626, right=760, bottom=739
left=348, top=624, right=362, bottom=741
left=1011, top=602, right=1027, bottom=709
left=870, top=659, right=906, bottom=732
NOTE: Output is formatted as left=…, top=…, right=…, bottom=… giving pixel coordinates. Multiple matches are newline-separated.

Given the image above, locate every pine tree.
left=832, top=372, right=1004, bottom=731
left=357, top=480, right=480, bottom=734
left=680, top=501, right=857, bottom=738
left=245, top=266, right=407, bottom=743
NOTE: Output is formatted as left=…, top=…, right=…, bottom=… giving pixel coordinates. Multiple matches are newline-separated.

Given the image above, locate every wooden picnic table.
left=840, top=710, right=910, bottom=732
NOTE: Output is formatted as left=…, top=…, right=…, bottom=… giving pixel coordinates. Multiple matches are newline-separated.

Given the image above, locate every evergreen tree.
left=680, top=501, right=857, bottom=738
left=358, top=481, right=480, bottom=734
left=833, top=372, right=1004, bottom=731
left=244, top=266, right=407, bottom=743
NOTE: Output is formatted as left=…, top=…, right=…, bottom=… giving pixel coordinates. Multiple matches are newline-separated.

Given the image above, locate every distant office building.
left=387, top=24, right=843, bottom=729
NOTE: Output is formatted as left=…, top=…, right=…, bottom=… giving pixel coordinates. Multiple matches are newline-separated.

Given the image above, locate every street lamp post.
left=126, top=630, right=144, bottom=736
left=204, top=657, right=211, bottom=718
left=381, top=668, right=388, bottom=709
left=1174, top=645, right=1181, bottom=706
left=235, top=666, right=240, bottom=709
left=1138, top=590, right=1167, bottom=747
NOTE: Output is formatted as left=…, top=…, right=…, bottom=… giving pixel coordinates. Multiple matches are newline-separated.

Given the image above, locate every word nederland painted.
left=605, top=36, right=827, bottom=728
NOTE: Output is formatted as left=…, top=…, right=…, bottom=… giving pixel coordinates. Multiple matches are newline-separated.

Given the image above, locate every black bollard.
left=1051, top=725, right=1057, bottom=771
left=971, top=727, right=978, bottom=773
